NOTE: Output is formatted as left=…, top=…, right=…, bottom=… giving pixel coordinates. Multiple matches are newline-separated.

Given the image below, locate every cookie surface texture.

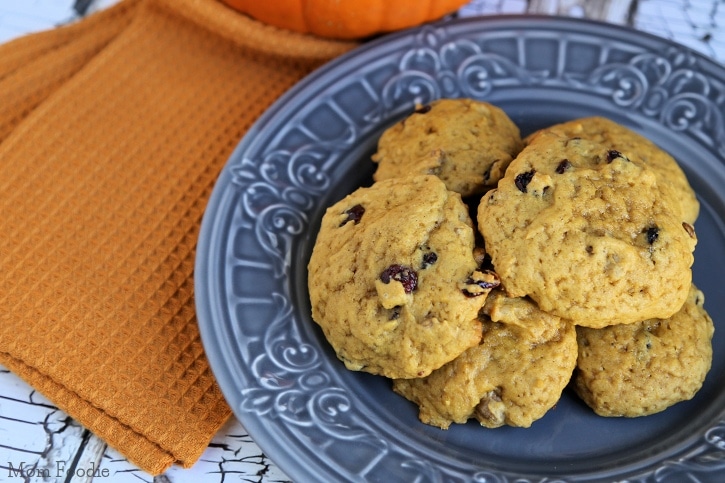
left=527, top=116, right=700, bottom=223
left=574, top=285, right=714, bottom=417
left=477, top=132, right=697, bottom=327
left=371, top=98, right=523, bottom=197
left=393, top=290, right=577, bottom=429
left=308, top=175, right=490, bottom=379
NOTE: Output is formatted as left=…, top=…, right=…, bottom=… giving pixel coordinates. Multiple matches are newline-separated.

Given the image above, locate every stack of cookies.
left=307, top=98, right=714, bottom=430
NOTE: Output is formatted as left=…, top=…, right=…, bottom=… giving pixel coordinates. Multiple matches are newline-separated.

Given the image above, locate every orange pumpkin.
left=220, top=0, right=470, bottom=40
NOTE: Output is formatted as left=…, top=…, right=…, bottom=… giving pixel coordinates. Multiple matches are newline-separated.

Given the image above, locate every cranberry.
left=606, top=150, right=624, bottom=163
left=339, top=204, right=365, bottom=226
left=380, top=265, right=418, bottom=293
left=421, top=252, right=438, bottom=269
left=645, top=226, right=659, bottom=244
left=462, top=270, right=500, bottom=297
left=555, top=159, right=572, bottom=174
left=515, top=170, right=536, bottom=193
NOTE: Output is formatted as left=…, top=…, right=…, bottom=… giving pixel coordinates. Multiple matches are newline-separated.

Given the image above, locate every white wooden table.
left=0, top=0, right=722, bottom=481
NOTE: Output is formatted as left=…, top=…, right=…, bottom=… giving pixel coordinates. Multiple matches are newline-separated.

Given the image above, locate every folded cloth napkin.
left=0, top=0, right=356, bottom=474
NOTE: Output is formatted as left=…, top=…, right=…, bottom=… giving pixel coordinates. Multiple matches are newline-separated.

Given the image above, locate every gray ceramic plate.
left=195, top=15, right=725, bottom=482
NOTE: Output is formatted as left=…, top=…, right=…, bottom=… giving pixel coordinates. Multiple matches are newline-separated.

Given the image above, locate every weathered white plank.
left=635, top=0, right=725, bottom=61
left=0, top=0, right=78, bottom=43
left=458, top=0, right=724, bottom=63
left=68, top=433, right=108, bottom=483
left=527, top=0, right=635, bottom=23
left=0, top=368, right=88, bottom=482
left=95, top=417, right=290, bottom=482
left=0, top=365, right=291, bottom=483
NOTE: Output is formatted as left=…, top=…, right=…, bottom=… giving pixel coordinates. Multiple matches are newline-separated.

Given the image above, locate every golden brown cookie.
left=393, top=290, right=577, bottom=429
left=477, top=131, right=697, bottom=328
left=371, top=98, right=523, bottom=197
left=574, top=285, right=714, bottom=417
left=527, top=117, right=699, bottom=223
left=308, top=175, right=497, bottom=379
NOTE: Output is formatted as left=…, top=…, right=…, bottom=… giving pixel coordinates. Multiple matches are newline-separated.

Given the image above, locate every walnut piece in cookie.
left=308, top=175, right=489, bottom=379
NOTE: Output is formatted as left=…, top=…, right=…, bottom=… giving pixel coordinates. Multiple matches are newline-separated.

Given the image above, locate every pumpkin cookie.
left=527, top=117, right=699, bottom=223
left=477, top=131, right=697, bottom=328
left=371, top=98, right=523, bottom=197
left=308, top=175, right=497, bottom=379
left=574, top=285, right=714, bottom=417
left=393, top=290, right=577, bottom=429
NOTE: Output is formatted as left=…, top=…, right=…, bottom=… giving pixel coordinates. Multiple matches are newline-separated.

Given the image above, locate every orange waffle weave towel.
left=0, top=0, right=356, bottom=474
